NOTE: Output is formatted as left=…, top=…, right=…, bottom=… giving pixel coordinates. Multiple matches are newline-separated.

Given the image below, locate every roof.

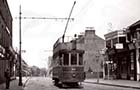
left=129, top=20, right=140, bottom=28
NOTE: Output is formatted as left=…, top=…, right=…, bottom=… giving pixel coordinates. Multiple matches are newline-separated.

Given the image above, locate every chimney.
left=85, top=27, right=95, bottom=36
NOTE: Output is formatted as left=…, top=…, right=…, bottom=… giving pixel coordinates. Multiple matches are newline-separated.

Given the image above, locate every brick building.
left=104, top=30, right=129, bottom=80
left=0, top=0, right=15, bottom=83
left=126, top=20, right=140, bottom=81
left=76, top=27, right=105, bottom=78
left=104, top=20, right=140, bottom=81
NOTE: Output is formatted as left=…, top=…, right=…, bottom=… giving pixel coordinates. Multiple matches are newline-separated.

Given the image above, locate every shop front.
left=105, top=47, right=131, bottom=80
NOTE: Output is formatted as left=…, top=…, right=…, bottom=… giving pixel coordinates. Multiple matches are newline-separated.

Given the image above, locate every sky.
left=7, top=0, right=140, bottom=69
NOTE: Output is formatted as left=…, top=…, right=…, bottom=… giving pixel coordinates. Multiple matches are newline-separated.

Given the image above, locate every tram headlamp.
left=72, top=68, right=76, bottom=71
left=72, top=74, right=76, bottom=78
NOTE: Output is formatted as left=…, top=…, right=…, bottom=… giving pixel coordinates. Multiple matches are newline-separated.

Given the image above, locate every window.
left=63, top=53, right=69, bottom=65
left=112, top=38, right=118, bottom=45
left=106, top=40, right=111, bottom=48
left=127, top=33, right=131, bottom=42
left=71, top=53, right=77, bottom=65
left=119, top=37, right=126, bottom=43
left=79, top=53, right=83, bottom=65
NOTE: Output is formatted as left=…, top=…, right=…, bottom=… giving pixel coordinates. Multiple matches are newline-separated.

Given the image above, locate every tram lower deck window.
left=64, top=54, right=69, bottom=65
left=71, top=54, right=77, bottom=65
left=79, top=53, right=83, bottom=65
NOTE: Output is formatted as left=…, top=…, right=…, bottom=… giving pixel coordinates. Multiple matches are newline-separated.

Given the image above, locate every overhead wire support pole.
left=18, top=5, right=23, bottom=86
left=62, top=1, right=76, bottom=42
left=16, top=5, right=75, bottom=86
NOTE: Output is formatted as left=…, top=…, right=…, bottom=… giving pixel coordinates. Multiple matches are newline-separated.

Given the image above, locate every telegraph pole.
left=18, top=5, right=22, bottom=86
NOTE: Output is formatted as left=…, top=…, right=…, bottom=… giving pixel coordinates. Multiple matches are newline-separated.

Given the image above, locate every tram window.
left=59, top=54, right=62, bottom=65
left=63, top=53, right=69, bottom=65
left=79, top=54, right=83, bottom=65
left=71, top=53, right=77, bottom=65
left=59, top=57, right=62, bottom=65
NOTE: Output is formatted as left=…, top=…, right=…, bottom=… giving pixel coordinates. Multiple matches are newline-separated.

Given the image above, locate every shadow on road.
left=54, top=83, right=84, bottom=89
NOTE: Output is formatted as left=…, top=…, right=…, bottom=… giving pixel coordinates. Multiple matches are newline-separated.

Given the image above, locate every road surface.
left=24, top=77, right=138, bottom=90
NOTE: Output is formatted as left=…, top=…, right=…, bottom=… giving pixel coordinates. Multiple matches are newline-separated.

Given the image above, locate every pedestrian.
left=4, top=68, right=11, bottom=89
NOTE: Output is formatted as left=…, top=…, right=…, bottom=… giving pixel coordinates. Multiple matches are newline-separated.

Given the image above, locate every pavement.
left=84, top=78, right=140, bottom=89
left=0, top=77, right=30, bottom=90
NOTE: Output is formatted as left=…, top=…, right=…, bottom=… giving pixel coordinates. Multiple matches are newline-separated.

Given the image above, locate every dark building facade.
left=126, top=20, right=140, bottom=81
left=0, top=0, right=15, bottom=84
left=105, top=27, right=140, bottom=81
left=104, top=30, right=130, bottom=80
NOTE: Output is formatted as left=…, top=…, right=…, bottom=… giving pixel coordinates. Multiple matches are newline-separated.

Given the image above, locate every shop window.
left=130, top=52, right=134, bottom=70
left=127, top=33, right=131, bottom=42
left=131, top=63, right=134, bottom=70
left=106, top=40, right=111, bottom=48
left=132, top=32, right=137, bottom=39
left=2, top=25, right=4, bottom=29
left=119, top=37, right=126, bottom=43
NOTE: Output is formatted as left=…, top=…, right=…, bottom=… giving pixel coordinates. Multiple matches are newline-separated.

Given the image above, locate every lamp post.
left=96, top=49, right=106, bottom=83
left=100, top=49, right=106, bottom=79
left=96, top=55, right=100, bottom=83
left=18, top=5, right=23, bottom=86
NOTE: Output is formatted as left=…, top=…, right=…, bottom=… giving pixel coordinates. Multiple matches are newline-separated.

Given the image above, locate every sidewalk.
left=84, top=78, right=140, bottom=89
left=0, top=77, right=30, bottom=90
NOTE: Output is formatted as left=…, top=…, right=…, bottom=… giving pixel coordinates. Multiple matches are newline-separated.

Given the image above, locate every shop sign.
left=135, top=40, right=140, bottom=48
left=0, top=45, right=5, bottom=54
left=105, top=61, right=113, bottom=64
left=128, top=43, right=135, bottom=50
left=115, top=43, right=123, bottom=49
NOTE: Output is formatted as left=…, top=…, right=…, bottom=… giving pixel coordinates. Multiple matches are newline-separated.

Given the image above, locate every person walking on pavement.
left=4, top=68, right=11, bottom=89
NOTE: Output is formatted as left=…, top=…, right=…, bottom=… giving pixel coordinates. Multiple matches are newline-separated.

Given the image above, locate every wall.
left=77, top=30, right=105, bottom=78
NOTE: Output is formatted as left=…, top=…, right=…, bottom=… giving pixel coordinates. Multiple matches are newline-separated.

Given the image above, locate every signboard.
left=0, top=45, right=5, bottom=54
left=115, top=43, right=123, bottom=49
left=128, top=43, right=135, bottom=50
left=135, top=40, right=140, bottom=48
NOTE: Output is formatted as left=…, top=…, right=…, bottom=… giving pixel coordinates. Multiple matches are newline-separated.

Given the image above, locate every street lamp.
left=95, top=49, right=106, bottom=83
left=95, top=55, right=100, bottom=83
left=100, top=49, right=106, bottom=80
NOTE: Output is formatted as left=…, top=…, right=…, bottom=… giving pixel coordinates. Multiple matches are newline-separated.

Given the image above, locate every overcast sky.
left=7, top=0, right=140, bottom=68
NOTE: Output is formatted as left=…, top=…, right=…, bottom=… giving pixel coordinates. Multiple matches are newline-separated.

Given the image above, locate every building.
left=0, top=0, right=15, bottom=83
left=126, top=20, right=140, bottom=81
left=77, top=27, right=105, bottom=78
left=104, top=30, right=133, bottom=80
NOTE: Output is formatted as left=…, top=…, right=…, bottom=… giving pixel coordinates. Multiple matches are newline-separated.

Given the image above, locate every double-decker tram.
left=52, top=37, right=85, bottom=86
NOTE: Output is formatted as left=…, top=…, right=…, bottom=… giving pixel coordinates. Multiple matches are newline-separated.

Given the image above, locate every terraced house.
left=76, top=27, right=105, bottom=78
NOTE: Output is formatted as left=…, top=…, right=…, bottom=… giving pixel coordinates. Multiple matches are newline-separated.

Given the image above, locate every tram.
left=52, top=37, right=85, bottom=86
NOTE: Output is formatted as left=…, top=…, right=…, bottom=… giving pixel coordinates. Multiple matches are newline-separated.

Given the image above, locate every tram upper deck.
left=53, top=36, right=77, bottom=54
